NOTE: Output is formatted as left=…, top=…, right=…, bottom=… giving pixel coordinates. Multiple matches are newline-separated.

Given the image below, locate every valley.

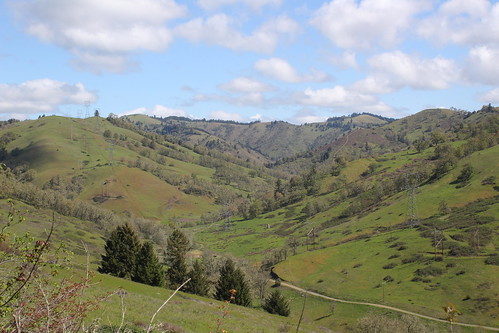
left=0, top=106, right=498, bottom=332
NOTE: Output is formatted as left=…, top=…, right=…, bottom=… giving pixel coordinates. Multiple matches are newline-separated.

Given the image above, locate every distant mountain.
left=124, top=112, right=393, bottom=161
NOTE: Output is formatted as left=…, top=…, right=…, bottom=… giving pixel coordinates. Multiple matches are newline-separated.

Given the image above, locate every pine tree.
left=263, top=289, right=290, bottom=316
left=98, top=224, right=140, bottom=279
left=133, top=241, right=164, bottom=287
left=214, top=259, right=251, bottom=307
left=165, top=229, right=190, bottom=288
left=185, top=259, right=210, bottom=296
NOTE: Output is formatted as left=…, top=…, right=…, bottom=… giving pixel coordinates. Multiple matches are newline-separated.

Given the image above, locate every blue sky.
left=1, top=0, right=498, bottom=123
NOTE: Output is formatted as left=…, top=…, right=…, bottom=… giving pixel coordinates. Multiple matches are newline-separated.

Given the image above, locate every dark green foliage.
left=382, top=263, right=397, bottom=269
left=383, top=275, right=394, bottom=282
left=132, top=241, right=164, bottom=287
left=165, top=229, right=190, bottom=289
left=484, top=253, right=499, bottom=265
left=452, top=164, right=473, bottom=187
left=214, top=259, right=251, bottom=307
left=262, top=289, right=290, bottom=317
left=98, top=224, right=140, bottom=279
left=103, top=129, right=112, bottom=138
left=414, top=266, right=445, bottom=277
left=447, top=242, right=475, bottom=256
left=401, top=254, right=424, bottom=264
left=185, top=260, right=210, bottom=296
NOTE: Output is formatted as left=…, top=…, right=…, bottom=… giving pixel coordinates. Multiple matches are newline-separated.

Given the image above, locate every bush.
left=383, top=275, right=394, bottom=282
left=484, top=253, right=499, bottom=265
left=383, top=263, right=397, bottom=269
left=414, top=266, right=445, bottom=277
left=262, top=289, right=290, bottom=317
left=448, top=243, right=475, bottom=256
left=402, top=254, right=424, bottom=264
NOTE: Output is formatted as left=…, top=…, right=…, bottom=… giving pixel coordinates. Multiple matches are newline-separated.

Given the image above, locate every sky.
left=1, top=0, right=498, bottom=124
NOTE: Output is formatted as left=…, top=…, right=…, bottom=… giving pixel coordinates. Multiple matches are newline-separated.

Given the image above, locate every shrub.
left=448, top=243, right=475, bottom=257
left=383, top=275, right=394, bottom=282
left=262, top=289, right=290, bottom=317
left=402, top=254, right=424, bottom=264
left=414, top=266, right=445, bottom=277
left=383, top=263, right=397, bottom=269
left=484, top=253, right=499, bottom=265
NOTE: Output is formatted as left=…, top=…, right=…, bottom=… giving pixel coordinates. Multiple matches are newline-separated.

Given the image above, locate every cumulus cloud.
left=197, top=0, right=281, bottom=11
left=294, top=85, right=397, bottom=117
left=120, top=105, right=189, bottom=118
left=300, top=86, right=377, bottom=107
left=208, top=110, right=245, bottom=122
left=255, top=58, right=329, bottom=83
left=329, top=51, right=359, bottom=69
left=478, top=88, right=499, bottom=103
left=417, top=0, right=499, bottom=47
left=174, top=14, right=298, bottom=53
left=464, top=46, right=499, bottom=85
left=219, top=77, right=274, bottom=93
left=354, top=51, right=460, bottom=93
left=291, top=110, right=328, bottom=124
left=310, top=0, right=431, bottom=50
left=0, top=79, right=97, bottom=115
left=10, top=0, right=187, bottom=73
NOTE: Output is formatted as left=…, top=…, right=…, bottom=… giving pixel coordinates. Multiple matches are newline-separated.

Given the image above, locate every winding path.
left=280, top=281, right=499, bottom=332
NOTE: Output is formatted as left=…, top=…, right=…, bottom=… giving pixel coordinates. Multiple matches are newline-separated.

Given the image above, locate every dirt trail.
left=280, top=281, right=499, bottom=332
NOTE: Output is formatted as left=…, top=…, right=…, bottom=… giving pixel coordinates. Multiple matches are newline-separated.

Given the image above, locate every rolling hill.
left=0, top=106, right=498, bottom=331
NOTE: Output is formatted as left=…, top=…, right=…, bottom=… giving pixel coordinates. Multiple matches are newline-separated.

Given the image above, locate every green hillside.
left=125, top=112, right=392, bottom=161
left=1, top=107, right=498, bottom=331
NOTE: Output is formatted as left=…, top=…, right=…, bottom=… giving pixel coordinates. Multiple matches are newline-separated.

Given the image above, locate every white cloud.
left=197, top=0, right=281, bottom=11
left=208, top=110, right=245, bottom=122
left=291, top=86, right=397, bottom=118
left=121, top=105, right=189, bottom=118
left=219, top=77, right=274, bottom=93
left=0, top=79, right=97, bottom=114
left=300, top=86, right=377, bottom=107
left=417, top=0, right=499, bottom=47
left=292, top=110, right=328, bottom=124
left=174, top=14, right=297, bottom=53
left=255, top=58, right=329, bottom=83
left=250, top=113, right=262, bottom=121
left=310, top=0, right=431, bottom=50
left=234, top=93, right=265, bottom=106
left=478, top=88, right=499, bottom=103
left=464, top=46, right=499, bottom=85
left=10, top=0, right=187, bottom=73
left=329, top=51, right=359, bottom=69
left=354, top=51, right=459, bottom=93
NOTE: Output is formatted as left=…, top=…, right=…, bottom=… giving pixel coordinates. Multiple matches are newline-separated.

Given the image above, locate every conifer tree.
left=133, top=241, right=164, bottom=287
left=185, top=259, right=210, bottom=296
left=263, top=289, right=290, bottom=316
left=98, top=224, right=140, bottom=279
left=214, top=259, right=251, bottom=307
left=165, top=229, right=190, bottom=288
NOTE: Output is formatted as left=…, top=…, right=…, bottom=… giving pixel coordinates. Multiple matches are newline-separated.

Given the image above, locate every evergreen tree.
left=98, top=224, right=140, bottom=279
left=214, top=259, right=251, bottom=307
left=263, top=289, right=290, bottom=316
left=165, top=229, right=190, bottom=288
left=185, top=259, right=210, bottom=296
left=133, top=241, right=164, bottom=287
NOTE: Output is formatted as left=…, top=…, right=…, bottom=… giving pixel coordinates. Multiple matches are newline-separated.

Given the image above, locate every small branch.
left=0, top=214, right=55, bottom=308
left=146, top=278, right=191, bottom=333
